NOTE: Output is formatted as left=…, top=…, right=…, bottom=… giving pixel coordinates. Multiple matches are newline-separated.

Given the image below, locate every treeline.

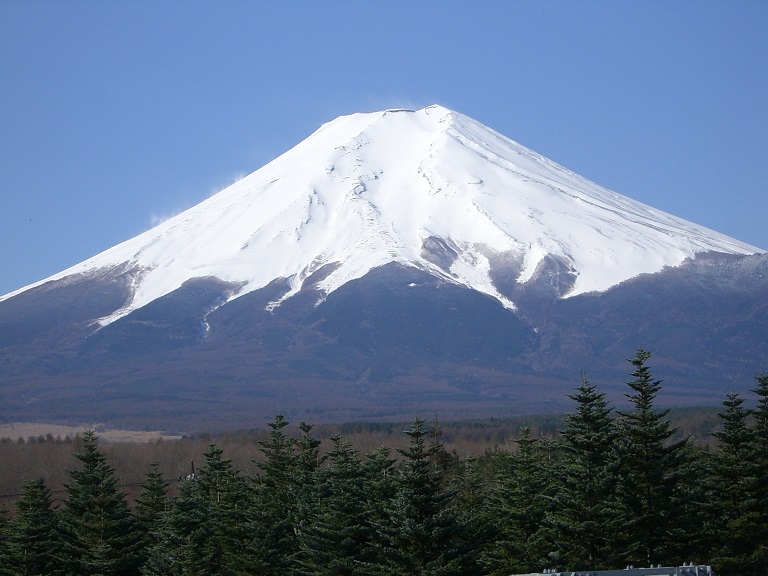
left=0, top=350, right=766, bottom=575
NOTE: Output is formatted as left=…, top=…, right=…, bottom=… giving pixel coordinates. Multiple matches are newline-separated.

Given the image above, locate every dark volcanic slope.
left=0, top=254, right=766, bottom=430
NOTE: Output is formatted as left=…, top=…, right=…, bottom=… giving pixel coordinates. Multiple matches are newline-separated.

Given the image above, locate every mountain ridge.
left=1, top=105, right=765, bottom=429
left=1, top=105, right=760, bottom=325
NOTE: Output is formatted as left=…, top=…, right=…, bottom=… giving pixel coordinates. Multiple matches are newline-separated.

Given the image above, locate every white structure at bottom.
left=513, top=565, right=713, bottom=576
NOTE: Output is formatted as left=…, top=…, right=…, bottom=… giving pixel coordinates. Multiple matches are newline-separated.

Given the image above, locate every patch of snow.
left=2, top=105, right=762, bottom=323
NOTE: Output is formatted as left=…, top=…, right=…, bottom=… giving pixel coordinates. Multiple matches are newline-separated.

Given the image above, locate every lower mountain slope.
left=0, top=252, right=766, bottom=430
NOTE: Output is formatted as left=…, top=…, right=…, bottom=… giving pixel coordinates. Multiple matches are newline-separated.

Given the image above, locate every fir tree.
left=377, top=417, right=480, bottom=575
left=482, top=428, right=554, bottom=574
left=9, top=477, right=65, bottom=575
left=141, top=478, right=215, bottom=576
left=144, top=444, right=256, bottom=576
left=360, top=444, right=397, bottom=572
left=292, top=422, right=323, bottom=544
left=197, top=444, right=255, bottom=574
left=133, top=462, right=169, bottom=567
left=0, top=507, right=14, bottom=576
left=250, top=414, right=300, bottom=574
left=708, top=391, right=759, bottom=574
left=294, top=434, right=376, bottom=575
left=747, top=372, right=768, bottom=571
left=616, top=350, right=689, bottom=567
left=549, top=375, right=622, bottom=570
left=58, top=430, right=140, bottom=576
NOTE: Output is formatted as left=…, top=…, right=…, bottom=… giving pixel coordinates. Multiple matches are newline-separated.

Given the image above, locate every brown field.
left=0, top=422, right=182, bottom=444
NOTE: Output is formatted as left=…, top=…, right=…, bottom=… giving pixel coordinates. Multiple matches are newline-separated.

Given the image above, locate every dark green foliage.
left=706, top=392, right=760, bottom=574
left=0, top=507, right=14, bottom=576
left=481, top=428, right=554, bottom=574
left=294, top=434, right=376, bottom=575
left=58, top=429, right=140, bottom=576
left=548, top=375, right=622, bottom=569
left=292, top=422, right=323, bottom=546
left=141, top=478, right=215, bottom=576
left=376, top=417, right=480, bottom=575
left=9, top=477, right=64, bottom=575
left=616, top=350, right=689, bottom=567
left=133, top=462, right=168, bottom=565
left=4, top=358, right=768, bottom=575
left=143, top=444, right=256, bottom=575
left=747, top=372, right=768, bottom=572
left=197, top=444, right=254, bottom=573
left=250, top=414, right=301, bottom=574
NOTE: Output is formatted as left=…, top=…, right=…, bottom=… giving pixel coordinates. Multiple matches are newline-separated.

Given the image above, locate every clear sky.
left=1, top=1, right=766, bottom=295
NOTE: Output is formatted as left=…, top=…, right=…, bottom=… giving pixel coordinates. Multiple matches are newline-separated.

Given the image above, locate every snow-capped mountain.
left=1, top=105, right=766, bottom=430
left=1, top=105, right=759, bottom=324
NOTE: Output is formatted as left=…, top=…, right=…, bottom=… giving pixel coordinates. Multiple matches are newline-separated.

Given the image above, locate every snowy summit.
left=2, top=105, right=761, bottom=325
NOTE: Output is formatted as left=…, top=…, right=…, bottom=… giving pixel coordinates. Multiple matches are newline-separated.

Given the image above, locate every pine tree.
left=708, top=391, right=759, bottom=574
left=197, top=443, right=254, bottom=574
left=360, top=444, right=397, bottom=573
left=616, top=350, right=689, bottom=567
left=294, top=434, right=376, bottom=575
left=143, top=444, right=257, bottom=575
left=250, top=414, right=300, bottom=574
left=292, top=422, right=323, bottom=546
left=58, top=430, right=140, bottom=576
left=133, top=462, right=169, bottom=567
left=141, top=478, right=215, bottom=576
left=0, top=507, right=14, bottom=576
left=376, top=417, right=480, bottom=575
left=549, top=375, right=622, bottom=570
left=482, top=428, right=554, bottom=574
left=9, top=477, right=65, bottom=575
left=747, top=372, right=768, bottom=571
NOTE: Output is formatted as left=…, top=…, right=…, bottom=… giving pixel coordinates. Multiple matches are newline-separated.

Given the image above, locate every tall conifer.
left=747, top=372, right=768, bottom=571
left=10, top=477, right=64, bottom=575
left=0, top=507, right=13, bottom=576
left=549, top=375, right=622, bottom=569
left=294, top=434, right=375, bottom=575
left=616, top=350, right=688, bottom=567
left=251, top=414, right=300, bottom=574
left=483, top=428, right=553, bottom=574
left=58, top=430, right=140, bottom=576
left=141, top=478, right=214, bottom=576
left=708, top=391, right=759, bottom=574
left=377, top=417, right=480, bottom=575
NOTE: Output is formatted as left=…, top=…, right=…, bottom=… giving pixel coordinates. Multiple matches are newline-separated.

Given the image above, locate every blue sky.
left=1, top=1, right=766, bottom=295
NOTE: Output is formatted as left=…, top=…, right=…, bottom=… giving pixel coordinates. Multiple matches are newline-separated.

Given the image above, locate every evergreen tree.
left=143, top=444, right=256, bottom=575
left=747, top=372, right=768, bottom=571
left=360, top=444, right=397, bottom=572
left=708, top=391, right=759, bottom=574
left=616, top=350, right=689, bottom=567
left=292, top=422, right=323, bottom=544
left=376, top=417, right=480, bottom=575
left=133, top=462, right=169, bottom=567
left=549, top=375, right=622, bottom=569
left=197, top=443, right=255, bottom=574
left=59, top=430, right=140, bottom=576
left=449, top=453, right=489, bottom=553
left=9, top=477, right=65, bottom=575
left=294, top=434, right=376, bottom=575
left=250, top=414, right=300, bottom=574
left=482, top=428, right=554, bottom=574
left=141, top=478, right=216, bottom=576
left=0, top=507, right=14, bottom=576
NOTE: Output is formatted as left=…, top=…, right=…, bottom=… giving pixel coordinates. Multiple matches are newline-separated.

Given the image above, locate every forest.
left=0, top=350, right=766, bottom=576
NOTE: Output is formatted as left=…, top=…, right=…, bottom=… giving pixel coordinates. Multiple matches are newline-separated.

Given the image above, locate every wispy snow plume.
left=149, top=212, right=173, bottom=228
left=217, top=172, right=247, bottom=194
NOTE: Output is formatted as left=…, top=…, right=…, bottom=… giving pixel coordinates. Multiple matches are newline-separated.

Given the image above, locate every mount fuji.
left=1, top=105, right=766, bottom=430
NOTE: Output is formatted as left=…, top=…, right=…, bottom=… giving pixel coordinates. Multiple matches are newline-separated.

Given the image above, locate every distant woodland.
left=0, top=350, right=766, bottom=576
